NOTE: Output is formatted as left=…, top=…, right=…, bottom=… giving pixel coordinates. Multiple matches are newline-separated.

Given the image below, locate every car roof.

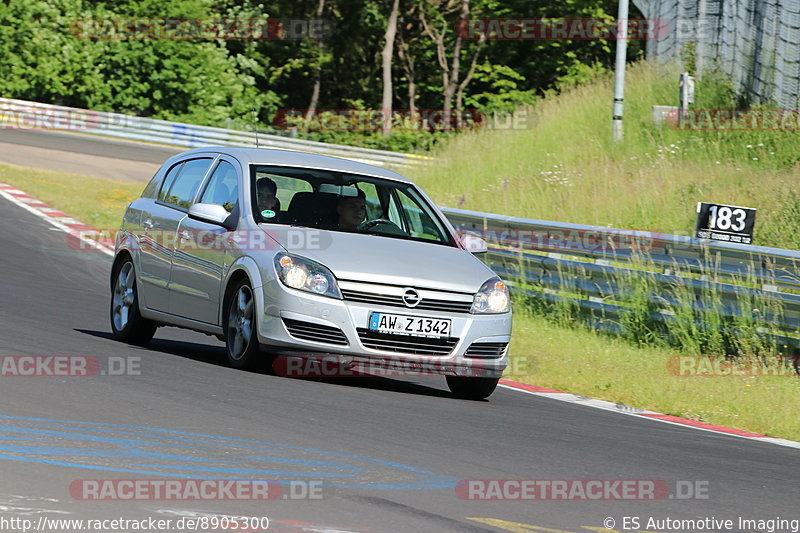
left=173, top=146, right=413, bottom=184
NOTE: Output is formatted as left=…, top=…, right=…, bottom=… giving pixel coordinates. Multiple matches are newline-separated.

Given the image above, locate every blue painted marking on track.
left=239, top=455, right=356, bottom=468
left=0, top=444, right=361, bottom=476
left=117, top=464, right=357, bottom=477
left=0, top=415, right=456, bottom=490
left=43, top=424, right=306, bottom=456
left=0, top=424, right=202, bottom=449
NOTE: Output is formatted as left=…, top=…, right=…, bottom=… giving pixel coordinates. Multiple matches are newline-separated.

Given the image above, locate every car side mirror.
left=189, top=203, right=236, bottom=231
left=460, top=231, right=488, bottom=254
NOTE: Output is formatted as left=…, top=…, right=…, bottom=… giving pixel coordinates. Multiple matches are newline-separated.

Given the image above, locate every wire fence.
left=634, top=0, right=800, bottom=108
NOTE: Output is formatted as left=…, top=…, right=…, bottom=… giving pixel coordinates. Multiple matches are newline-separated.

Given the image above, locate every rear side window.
left=156, top=162, right=184, bottom=201
left=141, top=171, right=163, bottom=199
left=159, top=158, right=213, bottom=209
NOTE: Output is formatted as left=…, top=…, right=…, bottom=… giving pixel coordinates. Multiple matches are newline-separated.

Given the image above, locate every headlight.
left=471, top=278, right=510, bottom=314
left=274, top=253, right=341, bottom=299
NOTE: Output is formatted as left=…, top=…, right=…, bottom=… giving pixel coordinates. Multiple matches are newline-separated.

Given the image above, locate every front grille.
left=341, top=289, right=473, bottom=314
left=283, top=318, right=348, bottom=346
left=356, top=328, right=458, bottom=355
left=465, top=342, right=509, bottom=358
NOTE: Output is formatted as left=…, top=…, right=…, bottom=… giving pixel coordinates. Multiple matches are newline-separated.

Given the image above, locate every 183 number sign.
left=695, top=202, right=756, bottom=244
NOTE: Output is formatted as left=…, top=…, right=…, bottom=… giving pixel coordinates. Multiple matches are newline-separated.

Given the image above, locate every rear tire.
left=446, top=376, right=499, bottom=400
left=110, top=257, right=157, bottom=345
left=224, top=278, right=262, bottom=370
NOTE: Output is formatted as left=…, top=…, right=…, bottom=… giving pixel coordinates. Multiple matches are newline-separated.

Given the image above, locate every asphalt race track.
left=0, top=131, right=799, bottom=532
left=0, top=129, right=181, bottom=181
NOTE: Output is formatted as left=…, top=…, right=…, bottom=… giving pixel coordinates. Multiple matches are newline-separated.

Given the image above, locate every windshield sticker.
left=261, top=210, right=276, bottom=218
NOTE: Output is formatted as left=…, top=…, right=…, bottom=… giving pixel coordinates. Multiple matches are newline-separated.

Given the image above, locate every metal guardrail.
left=442, top=207, right=800, bottom=348
left=0, top=98, right=427, bottom=168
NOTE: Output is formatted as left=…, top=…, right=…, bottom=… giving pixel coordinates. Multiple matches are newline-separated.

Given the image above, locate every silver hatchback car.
left=111, top=147, right=511, bottom=399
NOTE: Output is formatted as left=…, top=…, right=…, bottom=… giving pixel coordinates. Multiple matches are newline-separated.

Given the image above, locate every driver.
left=336, top=188, right=366, bottom=230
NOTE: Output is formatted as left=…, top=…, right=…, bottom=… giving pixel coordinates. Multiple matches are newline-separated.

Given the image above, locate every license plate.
left=368, top=312, right=451, bottom=338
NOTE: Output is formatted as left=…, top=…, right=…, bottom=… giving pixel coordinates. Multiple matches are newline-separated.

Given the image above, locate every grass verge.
left=408, top=61, right=800, bottom=250
left=506, top=310, right=800, bottom=441
left=0, top=163, right=143, bottom=230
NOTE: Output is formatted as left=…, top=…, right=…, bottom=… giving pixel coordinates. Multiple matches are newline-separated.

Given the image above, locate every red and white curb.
left=499, top=380, right=800, bottom=450
left=1, top=183, right=797, bottom=450
left=0, top=183, right=114, bottom=256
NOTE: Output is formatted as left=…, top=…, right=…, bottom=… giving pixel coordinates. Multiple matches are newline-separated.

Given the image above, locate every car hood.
left=263, top=225, right=496, bottom=293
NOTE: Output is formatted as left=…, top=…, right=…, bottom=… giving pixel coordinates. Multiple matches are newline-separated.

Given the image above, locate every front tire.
left=224, top=279, right=262, bottom=370
left=446, top=376, right=499, bottom=400
left=110, top=258, right=157, bottom=345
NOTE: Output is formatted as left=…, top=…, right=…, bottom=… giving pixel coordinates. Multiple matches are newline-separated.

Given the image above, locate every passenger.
left=256, top=178, right=280, bottom=221
left=336, top=188, right=366, bottom=230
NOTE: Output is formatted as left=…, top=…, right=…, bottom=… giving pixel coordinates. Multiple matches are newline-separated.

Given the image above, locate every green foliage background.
left=0, top=0, right=644, bottom=151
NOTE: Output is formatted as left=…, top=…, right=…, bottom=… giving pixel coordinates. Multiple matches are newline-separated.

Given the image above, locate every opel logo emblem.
left=402, top=288, right=421, bottom=308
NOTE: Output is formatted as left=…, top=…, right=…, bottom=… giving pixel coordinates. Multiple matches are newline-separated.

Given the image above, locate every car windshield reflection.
left=251, top=165, right=453, bottom=246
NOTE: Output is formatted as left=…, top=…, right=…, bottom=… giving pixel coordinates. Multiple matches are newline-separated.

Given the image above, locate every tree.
left=305, top=0, right=327, bottom=120
left=380, top=0, right=400, bottom=134
left=397, top=10, right=418, bottom=114
left=0, top=0, right=644, bottom=150
left=418, top=0, right=486, bottom=130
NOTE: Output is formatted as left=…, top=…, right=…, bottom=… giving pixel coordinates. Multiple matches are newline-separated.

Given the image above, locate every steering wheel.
left=357, top=218, right=400, bottom=232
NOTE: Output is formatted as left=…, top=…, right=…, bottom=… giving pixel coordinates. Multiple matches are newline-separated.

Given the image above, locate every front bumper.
left=255, top=279, right=512, bottom=378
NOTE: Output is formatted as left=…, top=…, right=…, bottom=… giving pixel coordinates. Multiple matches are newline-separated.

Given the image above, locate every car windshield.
left=250, top=165, right=454, bottom=246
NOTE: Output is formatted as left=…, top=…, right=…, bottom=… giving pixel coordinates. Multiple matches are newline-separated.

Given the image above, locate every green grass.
left=506, top=310, right=800, bottom=441
left=0, top=163, right=143, bottom=229
left=408, top=61, right=800, bottom=251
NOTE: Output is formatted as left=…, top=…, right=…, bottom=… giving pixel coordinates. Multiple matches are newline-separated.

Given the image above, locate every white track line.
left=499, top=380, right=800, bottom=450
left=0, top=183, right=113, bottom=256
